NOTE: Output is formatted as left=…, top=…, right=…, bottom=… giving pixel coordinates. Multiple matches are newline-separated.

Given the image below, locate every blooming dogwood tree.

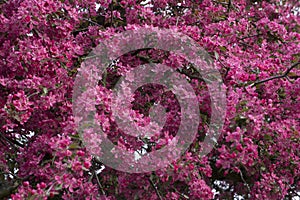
left=0, top=0, right=299, bottom=199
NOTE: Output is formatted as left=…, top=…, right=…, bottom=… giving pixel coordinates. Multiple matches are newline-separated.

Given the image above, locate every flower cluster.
left=0, top=0, right=299, bottom=199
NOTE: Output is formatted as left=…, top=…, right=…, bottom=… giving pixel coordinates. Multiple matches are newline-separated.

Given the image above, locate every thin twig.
left=227, top=0, right=232, bottom=13
left=238, top=33, right=262, bottom=41
left=212, top=0, right=229, bottom=5
left=174, top=5, right=191, bottom=9
left=110, top=2, right=114, bottom=28
left=149, top=177, right=163, bottom=200
left=82, top=17, right=102, bottom=26
left=0, top=133, right=24, bottom=148
left=72, top=27, right=89, bottom=33
left=0, top=182, right=19, bottom=199
left=239, top=41, right=254, bottom=48
left=216, top=58, right=230, bottom=78
left=173, top=187, right=189, bottom=199
left=251, top=62, right=300, bottom=87
left=187, top=20, right=202, bottom=26
left=27, top=91, right=40, bottom=98
left=176, top=16, right=179, bottom=27
left=240, top=171, right=251, bottom=198
left=94, top=170, right=106, bottom=195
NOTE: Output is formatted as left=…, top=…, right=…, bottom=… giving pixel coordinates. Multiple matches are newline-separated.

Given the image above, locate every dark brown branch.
left=227, top=0, right=232, bottom=13
left=239, top=171, right=251, bottom=194
left=216, top=58, right=230, bottom=79
left=149, top=177, right=163, bottom=200
left=0, top=133, right=24, bottom=149
left=82, top=18, right=102, bottom=27
left=238, top=33, right=262, bottom=41
left=0, top=182, right=19, bottom=199
left=212, top=0, right=229, bottom=6
left=173, top=187, right=189, bottom=199
left=94, top=170, right=106, bottom=195
left=174, top=5, right=191, bottom=9
left=251, top=62, right=300, bottom=87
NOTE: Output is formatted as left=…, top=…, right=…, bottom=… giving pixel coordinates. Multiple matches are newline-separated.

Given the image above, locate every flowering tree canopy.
left=0, top=0, right=299, bottom=199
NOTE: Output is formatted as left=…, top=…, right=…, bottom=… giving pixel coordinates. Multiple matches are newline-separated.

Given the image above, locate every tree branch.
left=238, top=33, right=262, bottom=41
left=149, top=177, right=163, bottom=200
left=0, top=133, right=24, bottom=149
left=0, top=182, right=19, bottom=199
left=227, top=0, right=232, bottom=13
left=251, top=62, right=300, bottom=87
left=173, top=187, right=189, bottom=199
left=82, top=18, right=102, bottom=27
left=239, top=171, right=251, bottom=195
left=94, top=170, right=106, bottom=196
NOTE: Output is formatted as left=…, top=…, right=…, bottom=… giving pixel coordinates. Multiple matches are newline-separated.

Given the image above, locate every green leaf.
left=42, top=87, right=48, bottom=95
left=68, top=142, right=79, bottom=150
left=55, top=184, right=63, bottom=190
left=263, top=134, right=272, bottom=140
left=214, top=51, right=219, bottom=60
left=219, top=46, right=227, bottom=52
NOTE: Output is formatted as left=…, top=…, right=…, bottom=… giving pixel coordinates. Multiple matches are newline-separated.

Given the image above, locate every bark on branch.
left=0, top=182, right=18, bottom=199
left=251, top=62, right=300, bottom=87
left=149, top=177, right=163, bottom=200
